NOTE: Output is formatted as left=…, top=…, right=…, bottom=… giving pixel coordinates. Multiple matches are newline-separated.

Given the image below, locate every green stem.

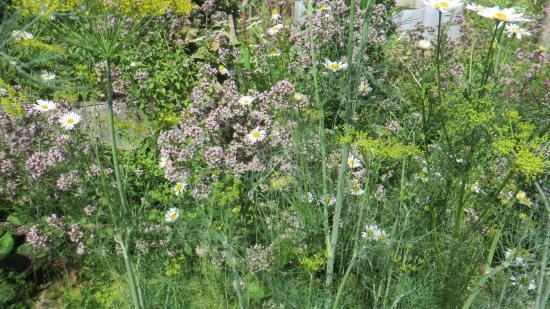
left=325, top=145, right=350, bottom=308
left=105, top=59, right=131, bottom=219
left=333, top=172, right=370, bottom=309
left=463, top=258, right=511, bottom=309
left=435, top=11, right=443, bottom=106
left=480, top=21, right=501, bottom=95
left=213, top=228, right=247, bottom=309
left=453, top=144, right=477, bottom=239
left=307, top=0, right=331, bottom=254
left=324, top=0, right=356, bottom=306
left=534, top=182, right=550, bottom=309
left=118, top=231, right=143, bottom=309
left=106, top=60, right=142, bottom=309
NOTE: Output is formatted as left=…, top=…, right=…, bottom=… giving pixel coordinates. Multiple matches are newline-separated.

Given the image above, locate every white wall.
left=394, top=1, right=463, bottom=39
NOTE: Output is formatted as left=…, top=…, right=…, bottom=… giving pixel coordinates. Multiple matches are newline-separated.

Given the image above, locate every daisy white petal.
left=323, top=59, right=348, bottom=72
left=477, top=6, right=531, bottom=23
left=417, top=39, right=432, bottom=50
left=173, top=181, right=187, bottom=195
left=505, top=24, right=531, bottom=40
left=347, top=154, right=362, bottom=169
left=11, top=30, right=34, bottom=40
left=41, top=71, right=56, bottom=81
left=238, top=95, right=255, bottom=107
left=59, top=111, right=81, bottom=130
left=218, top=65, right=229, bottom=75
left=33, top=100, right=58, bottom=112
left=165, top=208, right=180, bottom=223
left=246, top=127, right=266, bottom=143
left=267, top=24, right=284, bottom=35
left=423, top=0, right=463, bottom=13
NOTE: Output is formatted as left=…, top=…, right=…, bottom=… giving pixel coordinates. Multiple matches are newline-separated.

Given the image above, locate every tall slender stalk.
left=534, top=182, right=550, bottom=309
left=480, top=21, right=502, bottom=96
left=333, top=169, right=370, bottom=308
left=105, top=59, right=143, bottom=309
left=307, top=0, right=331, bottom=264
left=435, top=11, right=443, bottom=106
left=105, top=60, right=131, bottom=219
left=325, top=0, right=356, bottom=306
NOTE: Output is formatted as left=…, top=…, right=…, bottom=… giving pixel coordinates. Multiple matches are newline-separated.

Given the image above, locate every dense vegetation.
left=0, top=0, right=548, bottom=308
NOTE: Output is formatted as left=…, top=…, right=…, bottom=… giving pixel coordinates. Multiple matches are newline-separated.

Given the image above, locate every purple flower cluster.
left=46, top=214, right=65, bottom=232
left=56, top=169, right=80, bottom=191
left=0, top=151, right=13, bottom=173
left=158, top=67, right=300, bottom=195
left=26, top=225, right=51, bottom=250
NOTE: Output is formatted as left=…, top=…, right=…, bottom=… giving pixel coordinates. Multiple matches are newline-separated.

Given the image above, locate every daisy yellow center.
left=243, top=99, right=250, bottom=105
left=519, top=276, right=527, bottom=285
left=320, top=5, right=328, bottom=11
left=218, top=65, right=225, bottom=71
left=170, top=212, right=177, bottom=219
left=330, top=63, right=340, bottom=70
left=380, top=234, right=387, bottom=241
left=434, top=2, right=449, bottom=9
left=494, top=12, right=508, bottom=21
left=175, top=184, right=183, bottom=190
left=353, top=187, right=360, bottom=193
left=66, top=119, right=75, bottom=124
left=513, top=28, right=524, bottom=33
left=40, top=105, right=49, bottom=110
left=252, top=130, right=261, bottom=138
left=367, top=230, right=375, bottom=237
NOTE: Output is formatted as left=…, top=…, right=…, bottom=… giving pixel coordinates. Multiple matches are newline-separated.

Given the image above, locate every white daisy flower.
left=465, top=3, right=486, bottom=13
left=246, top=127, right=267, bottom=143
left=269, top=49, right=282, bottom=57
left=0, top=88, right=8, bottom=96
left=516, top=191, right=532, bottom=207
left=130, top=61, right=138, bottom=67
left=159, top=156, right=169, bottom=168
left=41, top=71, right=56, bottom=81
left=511, top=274, right=536, bottom=290
left=470, top=182, right=481, bottom=194
left=59, top=111, right=81, bottom=130
left=294, top=93, right=305, bottom=101
left=267, top=24, right=284, bottom=36
left=477, top=6, right=531, bottom=23
left=323, top=59, right=348, bottom=72
left=165, top=208, right=180, bottom=223
left=11, top=30, right=34, bottom=40
left=376, top=229, right=389, bottom=242
left=320, top=194, right=336, bottom=206
left=351, top=185, right=365, bottom=196
left=504, top=248, right=528, bottom=267
left=33, top=100, right=58, bottom=112
left=238, top=95, right=255, bottom=107
left=505, top=24, right=531, bottom=40
left=271, top=10, right=282, bottom=21
left=218, top=65, right=229, bottom=75
left=358, top=80, right=372, bottom=96
left=318, top=5, right=331, bottom=12
left=423, top=0, right=463, bottom=13
left=417, top=39, right=432, bottom=50
left=173, top=181, right=187, bottom=196
left=362, top=225, right=380, bottom=240
left=303, top=192, right=316, bottom=203
left=347, top=154, right=362, bottom=169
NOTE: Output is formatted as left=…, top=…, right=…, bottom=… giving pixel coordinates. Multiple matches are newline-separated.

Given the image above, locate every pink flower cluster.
left=158, top=66, right=303, bottom=196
